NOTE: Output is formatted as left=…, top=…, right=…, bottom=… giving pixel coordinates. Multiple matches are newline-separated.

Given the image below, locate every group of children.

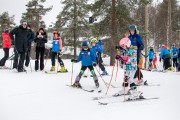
left=71, top=38, right=108, bottom=88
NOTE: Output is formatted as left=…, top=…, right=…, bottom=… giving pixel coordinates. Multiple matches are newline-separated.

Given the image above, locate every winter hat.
left=82, top=41, right=89, bottom=47
left=4, top=28, right=9, bottom=32
left=22, top=21, right=27, bottom=25
left=161, top=45, right=167, bottom=49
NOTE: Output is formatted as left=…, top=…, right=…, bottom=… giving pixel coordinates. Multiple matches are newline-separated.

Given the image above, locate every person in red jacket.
left=152, top=52, right=157, bottom=69
left=0, top=28, right=11, bottom=68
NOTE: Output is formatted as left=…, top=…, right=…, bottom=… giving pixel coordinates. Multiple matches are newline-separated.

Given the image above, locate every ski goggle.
left=82, top=46, right=88, bottom=49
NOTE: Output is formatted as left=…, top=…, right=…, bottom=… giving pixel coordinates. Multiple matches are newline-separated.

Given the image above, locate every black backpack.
left=178, top=49, right=180, bottom=58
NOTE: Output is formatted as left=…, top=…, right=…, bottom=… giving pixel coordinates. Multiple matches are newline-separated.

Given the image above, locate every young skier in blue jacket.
left=90, top=38, right=108, bottom=75
left=71, top=41, right=99, bottom=88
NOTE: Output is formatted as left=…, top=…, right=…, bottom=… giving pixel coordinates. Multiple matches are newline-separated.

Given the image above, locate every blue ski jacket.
left=160, top=48, right=170, bottom=59
left=128, top=33, right=144, bottom=59
left=91, top=44, right=103, bottom=57
left=77, top=49, right=96, bottom=66
left=171, top=47, right=178, bottom=58
left=148, top=50, right=154, bottom=60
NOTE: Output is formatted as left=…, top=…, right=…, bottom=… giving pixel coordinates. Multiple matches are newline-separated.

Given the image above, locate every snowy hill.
left=0, top=48, right=180, bottom=120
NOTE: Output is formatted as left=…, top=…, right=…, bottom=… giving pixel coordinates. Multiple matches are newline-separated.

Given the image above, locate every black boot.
left=72, top=81, right=82, bottom=88
left=94, top=80, right=99, bottom=88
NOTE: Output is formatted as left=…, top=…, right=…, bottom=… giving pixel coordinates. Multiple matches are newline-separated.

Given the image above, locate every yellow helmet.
left=91, top=38, right=98, bottom=43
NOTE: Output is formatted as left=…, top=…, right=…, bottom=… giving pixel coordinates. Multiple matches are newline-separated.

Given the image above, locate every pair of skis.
left=98, top=97, right=159, bottom=105
left=66, top=85, right=102, bottom=93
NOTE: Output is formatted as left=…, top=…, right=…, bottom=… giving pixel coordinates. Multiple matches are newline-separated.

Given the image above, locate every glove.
left=71, top=59, right=77, bottom=63
left=93, top=62, right=97, bottom=66
left=115, top=46, right=120, bottom=50
left=59, top=51, right=63, bottom=55
left=115, top=55, right=121, bottom=60
left=159, top=58, right=161, bottom=62
left=139, top=45, right=143, bottom=50
left=11, top=40, right=15, bottom=45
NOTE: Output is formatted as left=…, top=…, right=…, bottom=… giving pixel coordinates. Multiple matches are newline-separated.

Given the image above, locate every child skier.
left=115, top=45, right=143, bottom=99
left=171, top=44, right=178, bottom=70
left=147, top=47, right=154, bottom=70
left=50, top=31, right=67, bottom=72
left=160, top=45, right=173, bottom=72
left=71, top=41, right=99, bottom=88
left=90, top=38, right=108, bottom=75
left=152, top=53, right=157, bottom=69
left=0, top=28, right=11, bottom=69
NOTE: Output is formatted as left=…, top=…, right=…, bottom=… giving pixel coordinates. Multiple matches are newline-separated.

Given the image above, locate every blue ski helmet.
left=129, top=24, right=138, bottom=34
left=82, top=41, right=88, bottom=47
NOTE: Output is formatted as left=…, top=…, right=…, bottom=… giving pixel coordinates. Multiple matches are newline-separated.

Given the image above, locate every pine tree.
left=55, top=0, right=90, bottom=58
left=22, top=0, right=52, bottom=32
left=0, top=12, right=15, bottom=47
left=155, top=0, right=180, bottom=47
left=91, top=0, right=133, bottom=65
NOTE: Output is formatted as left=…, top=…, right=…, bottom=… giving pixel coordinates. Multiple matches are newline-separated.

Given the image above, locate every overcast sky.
left=0, top=0, right=164, bottom=27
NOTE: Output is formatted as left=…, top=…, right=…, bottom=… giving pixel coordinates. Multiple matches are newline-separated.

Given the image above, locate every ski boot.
left=94, top=80, right=99, bottom=88
left=18, top=68, right=27, bottom=72
left=59, top=65, right=68, bottom=73
left=128, top=86, right=144, bottom=100
left=113, top=87, right=130, bottom=97
left=72, top=81, right=82, bottom=88
left=101, top=70, right=108, bottom=76
left=144, top=80, right=148, bottom=86
left=50, top=66, right=55, bottom=71
left=170, top=66, right=175, bottom=72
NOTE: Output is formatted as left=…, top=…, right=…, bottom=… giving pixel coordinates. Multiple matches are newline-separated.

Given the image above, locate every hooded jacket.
left=10, top=25, right=29, bottom=52
left=2, top=32, right=11, bottom=48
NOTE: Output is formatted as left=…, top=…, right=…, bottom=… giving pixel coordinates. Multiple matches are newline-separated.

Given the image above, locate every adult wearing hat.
left=128, top=24, right=144, bottom=80
left=10, top=21, right=29, bottom=72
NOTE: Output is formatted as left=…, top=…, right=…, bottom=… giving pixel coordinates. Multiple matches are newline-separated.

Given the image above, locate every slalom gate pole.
left=114, top=60, right=118, bottom=82
left=105, top=61, right=115, bottom=96
left=123, top=65, right=126, bottom=101
left=94, top=66, right=108, bottom=88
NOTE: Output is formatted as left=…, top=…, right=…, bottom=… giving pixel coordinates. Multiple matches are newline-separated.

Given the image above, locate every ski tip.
left=98, top=102, right=108, bottom=105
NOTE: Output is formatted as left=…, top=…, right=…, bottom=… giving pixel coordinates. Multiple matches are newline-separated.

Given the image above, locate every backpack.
left=178, top=49, right=180, bottom=58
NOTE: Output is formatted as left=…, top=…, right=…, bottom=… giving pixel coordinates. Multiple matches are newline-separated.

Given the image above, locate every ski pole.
left=115, top=49, right=119, bottom=82
left=94, top=66, right=108, bottom=88
left=105, top=61, right=115, bottom=96
left=123, top=65, right=126, bottom=101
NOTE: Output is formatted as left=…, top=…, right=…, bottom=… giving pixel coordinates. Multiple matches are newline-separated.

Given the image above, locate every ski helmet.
left=91, top=38, right=98, bottom=43
left=129, top=24, right=136, bottom=31
left=82, top=41, right=89, bottom=47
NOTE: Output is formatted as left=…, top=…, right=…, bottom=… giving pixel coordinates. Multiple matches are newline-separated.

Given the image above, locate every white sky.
left=0, top=0, right=166, bottom=28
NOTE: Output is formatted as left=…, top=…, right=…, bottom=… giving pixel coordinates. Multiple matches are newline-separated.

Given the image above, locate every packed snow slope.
left=0, top=49, right=180, bottom=120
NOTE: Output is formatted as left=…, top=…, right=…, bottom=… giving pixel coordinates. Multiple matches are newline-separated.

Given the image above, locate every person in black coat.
left=34, top=28, right=47, bottom=71
left=25, top=24, right=35, bottom=67
left=10, top=21, right=29, bottom=72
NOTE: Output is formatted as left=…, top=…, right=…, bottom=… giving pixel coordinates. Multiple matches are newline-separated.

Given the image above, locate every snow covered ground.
left=0, top=48, right=180, bottom=120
